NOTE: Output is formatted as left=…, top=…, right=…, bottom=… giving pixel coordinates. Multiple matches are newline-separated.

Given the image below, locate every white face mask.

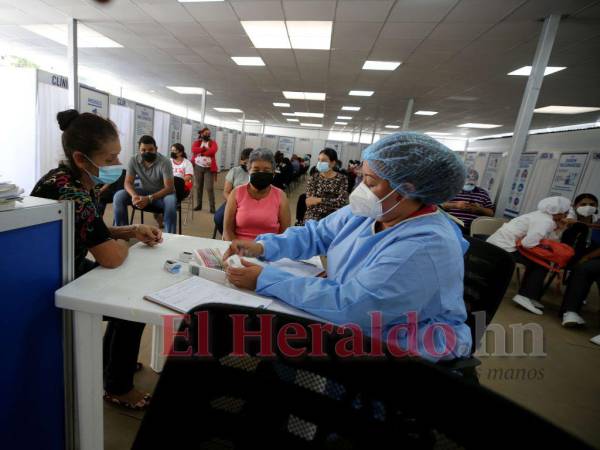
left=576, top=205, right=596, bottom=217
left=349, top=182, right=402, bottom=219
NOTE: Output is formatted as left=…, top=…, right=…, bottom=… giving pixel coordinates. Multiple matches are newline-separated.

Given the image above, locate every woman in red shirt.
left=191, top=127, right=219, bottom=213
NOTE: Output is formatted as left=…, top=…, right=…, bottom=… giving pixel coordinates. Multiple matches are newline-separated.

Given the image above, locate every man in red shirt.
left=191, top=127, right=219, bottom=213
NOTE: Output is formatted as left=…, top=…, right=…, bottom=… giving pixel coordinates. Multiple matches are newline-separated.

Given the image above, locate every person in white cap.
left=487, top=196, right=571, bottom=315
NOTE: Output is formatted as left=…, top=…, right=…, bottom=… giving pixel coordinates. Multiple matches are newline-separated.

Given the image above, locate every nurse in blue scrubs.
left=225, top=132, right=471, bottom=362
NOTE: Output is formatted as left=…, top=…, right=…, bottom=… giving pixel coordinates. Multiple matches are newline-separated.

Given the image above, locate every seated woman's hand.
left=226, top=258, right=263, bottom=291
left=223, top=240, right=264, bottom=260
left=135, top=224, right=163, bottom=246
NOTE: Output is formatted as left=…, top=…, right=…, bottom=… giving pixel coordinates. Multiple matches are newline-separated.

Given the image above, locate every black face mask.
left=171, top=152, right=179, bottom=159
left=250, top=172, right=273, bottom=190
left=241, top=163, right=248, bottom=172
left=142, top=152, right=157, bottom=163
left=202, top=135, right=211, bottom=141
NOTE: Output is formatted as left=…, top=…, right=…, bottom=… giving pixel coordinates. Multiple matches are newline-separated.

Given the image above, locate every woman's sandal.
left=103, top=392, right=151, bottom=410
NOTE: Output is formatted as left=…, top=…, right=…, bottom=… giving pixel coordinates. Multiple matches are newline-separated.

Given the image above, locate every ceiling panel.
left=379, top=22, right=437, bottom=40
left=428, top=22, right=492, bottom=40
left=282, top=0, right=336, bottom=20
left=443, top=0, right=526, bottom=23
left=388, top=0, right=460, bottom=22
left=137, top=3, right=195, bottom=23
left=230, top=1, right=285, bottom=20
left=184, top=2, right=238, bottom=22
left=336, top=0, right=394, bottom=22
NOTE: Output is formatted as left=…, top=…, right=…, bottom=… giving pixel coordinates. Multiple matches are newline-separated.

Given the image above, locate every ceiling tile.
left=230, top=1, right=285, bottom=20
left=388, top=0, right=459, bottom=22
left=137, top=3, right=195, bottom=23
left=282, top=0, right=336, bottom=20
left=184, top=2, right=238, bottom=22
left=444, top=0, right=525, bottom=23
left=379, top=22, right=437, bottom=40
left=336, top=0, right=394, bottom=22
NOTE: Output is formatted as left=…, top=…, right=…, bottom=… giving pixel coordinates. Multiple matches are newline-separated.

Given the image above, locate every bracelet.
left=148, top=194, right=154, bottom=203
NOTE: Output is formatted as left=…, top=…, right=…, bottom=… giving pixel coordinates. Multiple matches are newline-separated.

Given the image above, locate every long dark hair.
left=57, top=109, right=118, bottom=176
left=171, top=143, right=187, bottom=159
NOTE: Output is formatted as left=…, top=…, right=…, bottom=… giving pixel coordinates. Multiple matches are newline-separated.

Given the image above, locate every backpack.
left=517, top=239, right=575, bottom=272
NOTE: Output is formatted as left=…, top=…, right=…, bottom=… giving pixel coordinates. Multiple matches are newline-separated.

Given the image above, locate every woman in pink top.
left=223, top=148, right=291, bottom=241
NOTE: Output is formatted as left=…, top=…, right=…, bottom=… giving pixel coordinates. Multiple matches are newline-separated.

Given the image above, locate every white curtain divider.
left=153, top=110, right=171, bottom=156
left=37, top=82, right=69, bottom=181
left=181, top=123, right=193, bottom=156
left=109, top=103, right=135, bottom=162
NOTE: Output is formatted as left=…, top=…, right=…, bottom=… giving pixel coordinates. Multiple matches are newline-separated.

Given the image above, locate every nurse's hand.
left=225, top=259, right=263, bottom=291
left=135, top=224, right=163, bottom=246
left=223, top=240, right=264, bottom=260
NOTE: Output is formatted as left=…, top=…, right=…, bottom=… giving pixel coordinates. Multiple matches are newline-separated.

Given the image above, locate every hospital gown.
left=255, top=205, right=472, bottom=362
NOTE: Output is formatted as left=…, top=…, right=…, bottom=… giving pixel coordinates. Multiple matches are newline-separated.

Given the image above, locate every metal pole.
left=241, top=113, right=246, bottom=148
left=496, top=14, right=561, bottom=216
left=67, top=18, right=78, bottom=110
left=200, top=88, right=207, bottom=128
left=402, top=97, right=414, bottom=130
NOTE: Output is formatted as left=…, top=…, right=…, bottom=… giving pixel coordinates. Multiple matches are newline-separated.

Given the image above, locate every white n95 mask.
left=576, top=205, right=596, bottom=217
left=349, top=182, right=401, bottom=219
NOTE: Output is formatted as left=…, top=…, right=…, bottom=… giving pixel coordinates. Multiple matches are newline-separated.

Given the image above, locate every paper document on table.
left=144, top=276, right=273, bottom=313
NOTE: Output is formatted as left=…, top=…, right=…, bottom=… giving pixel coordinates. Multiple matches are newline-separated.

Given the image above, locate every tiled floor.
left=101, top=178, right=600, bottom=449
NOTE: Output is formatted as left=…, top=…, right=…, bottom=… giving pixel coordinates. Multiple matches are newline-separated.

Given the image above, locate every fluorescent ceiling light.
left=349, top=90, right=374, bottom=96
left=286, top=118, right=300, bottom=122
left=362, top=60, right=401, bottom=71
left=508, top=66, right=566, bottom=76
left=425, top=132, right=451, bottom=136
left=22, top=24, right=122, bottom=48
left=231, top=56, right=265, bottom=66
left=214, top=107, right=243, bottom=113
left=239, top=119, right=260, bottom=123
left=281, top=112, right=296, bottom=116
left=334, top=121, right=348, bottom=125
left=342, top=106, right=360, bottom=111
left=414, top=110, right=438, bottom=116
left=287, top=21, right=332, bottom=50
left=294, top=112, right=324, bottom=118
left=457, top=123, right=502, bottom=129
left=241, top=21, right=332, bottom=50
left=283, top=91, right=326, bottom=101
left=533, top=105, right=600, bottom=114
left=337, top=116, right=352, bottom=120
left=166, top=86, right=206, bottom=95
left=273, top=102, right=290, bottom=107
left=385, top=125, right=400, bottom=129
left=300, top=123, right=323, bottom=127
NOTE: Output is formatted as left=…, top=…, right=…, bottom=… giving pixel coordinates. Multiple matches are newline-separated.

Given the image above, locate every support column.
left=67, top=18, right=78, bottom=110
left=496, top=14, right=561, bottom=216
left=402, top=97, right=414, bottom=131
left=200, top=88, right=207, bottom=128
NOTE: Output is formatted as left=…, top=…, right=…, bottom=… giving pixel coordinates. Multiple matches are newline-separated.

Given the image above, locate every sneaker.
left=530, top=299, right=544, bottom=309
left=562, top=311, right=586, bottom=327
left=512, top=295, right=543, bottom=315
left=590, top=335, right=600, bottom=346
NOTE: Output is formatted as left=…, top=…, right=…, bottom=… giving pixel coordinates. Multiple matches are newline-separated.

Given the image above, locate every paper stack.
left=0, top=175, right=25, bottom=211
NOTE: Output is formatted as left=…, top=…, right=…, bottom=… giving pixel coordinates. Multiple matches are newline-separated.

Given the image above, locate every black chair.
left=442, top=236, right=515, bottom=380
left=296, top=193, right=307, bottom=225
left=133, top=304, right=590, bottom=449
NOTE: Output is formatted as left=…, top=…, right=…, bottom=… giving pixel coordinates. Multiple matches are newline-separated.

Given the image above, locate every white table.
left=55, top=233, right=319, bottom=450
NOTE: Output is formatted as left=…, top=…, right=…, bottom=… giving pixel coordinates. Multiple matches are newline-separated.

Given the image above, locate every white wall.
left=0, top=68, right=37, bottom=193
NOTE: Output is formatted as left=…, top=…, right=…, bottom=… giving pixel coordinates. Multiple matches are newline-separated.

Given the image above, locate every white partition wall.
left=37, top=73, right=69, bottom=184
left=181, top=122, right=193, bottom=156
left=520, top=152, right=557, bottom=214
left=109, top=98, right=135, bottom=162
left=0, top=67, right=37, bottom=193
left=578, top=153, right=600, bottom=197
left=153, top=110, right=171, bottom=156
left=244, top=133, right=262, bottom=150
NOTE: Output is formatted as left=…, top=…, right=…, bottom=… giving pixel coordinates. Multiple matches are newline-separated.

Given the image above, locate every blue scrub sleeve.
left=257, top=206, right=353, bottom=261
left=256, top=240, right=436, bottom=330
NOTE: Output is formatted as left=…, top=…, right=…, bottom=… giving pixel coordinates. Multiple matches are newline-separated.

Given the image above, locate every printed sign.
left=504, top=153, right=537, bottom=218
left=134, top=103, right=154, bottom=147
left=79, top=86, right=109, bottom=118
left=549, top=153, right=588, bottom=199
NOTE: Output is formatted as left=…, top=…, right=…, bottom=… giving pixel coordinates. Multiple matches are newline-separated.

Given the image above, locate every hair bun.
left=57, top=109, right=80, bottom=131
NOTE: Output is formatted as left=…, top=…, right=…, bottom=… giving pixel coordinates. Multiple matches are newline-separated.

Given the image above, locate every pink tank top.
left=234, top=184, right=283, bottom=240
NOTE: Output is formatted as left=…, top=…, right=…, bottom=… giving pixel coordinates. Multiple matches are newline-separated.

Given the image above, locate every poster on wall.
left=277, top=136, right=295, bottom=156
left=79, top=86, right=109, bottom=118
left=480, top=152, right=503, bottom=193
left=548, top=153, right=589, bottom=199
left=504, top=152, right=537, bottom=218
left=169, top=116, right=182, bottom=146
left=134, top=104, right=154, bottom=147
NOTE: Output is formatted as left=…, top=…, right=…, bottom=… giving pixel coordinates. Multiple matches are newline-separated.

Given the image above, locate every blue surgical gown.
left=255, top=206, right=472, bottom=362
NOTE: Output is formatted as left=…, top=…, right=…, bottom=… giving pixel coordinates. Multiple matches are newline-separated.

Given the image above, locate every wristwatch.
left=148, top=194, right=154, bottom=203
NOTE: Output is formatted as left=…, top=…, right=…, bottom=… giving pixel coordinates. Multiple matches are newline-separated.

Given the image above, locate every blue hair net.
left=361, top=132, right=467, bottom=204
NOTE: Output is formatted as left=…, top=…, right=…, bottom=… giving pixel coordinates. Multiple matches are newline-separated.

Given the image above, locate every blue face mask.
left=316, top=161, right=330, bottom=173
left=463, top=183, right=476, bottom=192
left=85, top=155, right=124, bottom=185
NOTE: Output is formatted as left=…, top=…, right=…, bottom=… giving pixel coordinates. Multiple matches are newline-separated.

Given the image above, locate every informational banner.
left=480, top=152, right=503, bottom=193
left=169, top=115, right=182, bottom=146
left=134, top=103, right=154, bottom=147
left=504, top=153, right=537, bottom=218
left=549, top=153, right=589, bottom=199
left=277, top=136, right=295, bottom=156
left=79, top=86, right=109, bottom=118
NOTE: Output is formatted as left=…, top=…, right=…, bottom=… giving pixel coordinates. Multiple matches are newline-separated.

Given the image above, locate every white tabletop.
left=55, top=233, right=319, bottom=325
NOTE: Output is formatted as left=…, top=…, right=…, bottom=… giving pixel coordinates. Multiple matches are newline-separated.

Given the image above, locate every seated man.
left=441, top=168, right=494, bottom=234
left=113, top=135, right=177, bottom=233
